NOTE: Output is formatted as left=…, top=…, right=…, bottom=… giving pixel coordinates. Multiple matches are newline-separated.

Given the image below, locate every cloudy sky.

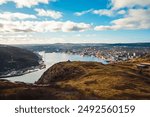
left=0, top=0, right=150, bottom=44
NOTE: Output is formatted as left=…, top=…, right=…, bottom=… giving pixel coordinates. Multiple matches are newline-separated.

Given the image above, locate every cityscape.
left=18, top=43, right=150, bottom=63
left=0, top=0, right=150, bottom=100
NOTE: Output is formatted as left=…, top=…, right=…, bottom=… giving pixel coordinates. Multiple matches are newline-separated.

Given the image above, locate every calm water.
left=4, top=52, right=107, bottom=83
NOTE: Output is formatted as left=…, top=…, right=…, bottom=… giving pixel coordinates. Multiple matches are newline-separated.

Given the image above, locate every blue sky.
left=0, top=0, right=150, bottom=44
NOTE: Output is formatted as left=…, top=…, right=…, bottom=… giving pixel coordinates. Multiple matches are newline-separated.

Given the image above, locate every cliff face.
left=0, top=45, right=40, bottom=75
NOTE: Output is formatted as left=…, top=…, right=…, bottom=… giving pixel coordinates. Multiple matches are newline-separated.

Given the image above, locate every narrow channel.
left=3, top=52, right=107, bottom=83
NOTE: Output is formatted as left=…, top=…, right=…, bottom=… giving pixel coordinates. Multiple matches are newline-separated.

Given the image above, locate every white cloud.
left=74, top=9, right=115, bottom=17
left=94, top=9, right=150, bottom=30
left=61, top=21, right=91, bottom=32
left=94, top=0, right=150, bottom=30
left=111, top=0, right=150, bottom=9
left=0, top=34, right=32, bottom=38
left=74, top=9, right=93, bottom=16
left=0, top=37, right=65, bottom=44
left=92, top=0, right=150, bottom=17
left=0, top=0, right=6, bottom=5
left=117, top=10, right=126, bottom=15
left=92, top=9, right=127, bottom=17
left=94, top=26, right=114, bottom=31
left=0, top=0, right=56, bottom=8
left=0, top=12, right=36, bottom=20
left=93, top=9, right=114, bottom=16
left=74, top=8, right=125, bottom=17
left=0, top=20, right=91, bottom=33
left=35, top=9, right=62, bottom=19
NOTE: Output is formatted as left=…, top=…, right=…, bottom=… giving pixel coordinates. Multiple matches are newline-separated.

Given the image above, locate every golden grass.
left=0, top=55, right=150, bottom=100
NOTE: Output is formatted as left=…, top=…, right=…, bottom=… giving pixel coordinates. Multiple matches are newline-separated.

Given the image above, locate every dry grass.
left=0, top=55, right=150, bottom=100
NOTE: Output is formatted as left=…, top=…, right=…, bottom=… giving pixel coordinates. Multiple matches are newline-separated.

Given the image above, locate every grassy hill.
left=0, top=45, right=40, bottom=75
left=0, top=54, right=150, bottom=100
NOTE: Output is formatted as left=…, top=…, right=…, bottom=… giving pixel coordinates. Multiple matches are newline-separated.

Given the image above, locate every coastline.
left=0, top=63, right=46, bottom=79
left=0, top=52, right=106, bottom=79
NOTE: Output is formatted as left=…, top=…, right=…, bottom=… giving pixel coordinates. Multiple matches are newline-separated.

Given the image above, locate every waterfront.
left=3, top=52, right=107, bottom=83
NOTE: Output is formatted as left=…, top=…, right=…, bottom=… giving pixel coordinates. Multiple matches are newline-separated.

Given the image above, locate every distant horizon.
left=2, top=41, right=150, bottom=46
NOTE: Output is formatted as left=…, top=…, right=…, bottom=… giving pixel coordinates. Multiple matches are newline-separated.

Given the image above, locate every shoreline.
left=0, top=64, right=46, bottom=79
left=0, top=52, right=108, bottom=79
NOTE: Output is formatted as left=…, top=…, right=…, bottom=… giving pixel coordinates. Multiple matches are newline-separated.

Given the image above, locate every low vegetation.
left=0, top=55, right=150, bottom=100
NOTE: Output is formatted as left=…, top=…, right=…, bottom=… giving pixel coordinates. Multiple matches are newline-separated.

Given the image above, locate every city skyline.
left=0, top=0, right=150, bottom=44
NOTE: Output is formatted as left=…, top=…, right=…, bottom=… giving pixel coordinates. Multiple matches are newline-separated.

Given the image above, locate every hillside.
left=0, top=55, right=150, bottom=100
left=37, top=58, right=150, bottom=99
left=0, top=45, right=40, bottom=76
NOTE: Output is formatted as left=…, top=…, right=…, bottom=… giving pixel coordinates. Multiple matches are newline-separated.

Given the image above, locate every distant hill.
left=0, top=45, right=40, bottom=75
left=13, top=42, right=150, bottom=52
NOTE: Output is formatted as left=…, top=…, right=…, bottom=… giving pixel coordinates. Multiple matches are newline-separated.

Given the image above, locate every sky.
left=0, top=0, right=150, bottom=44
